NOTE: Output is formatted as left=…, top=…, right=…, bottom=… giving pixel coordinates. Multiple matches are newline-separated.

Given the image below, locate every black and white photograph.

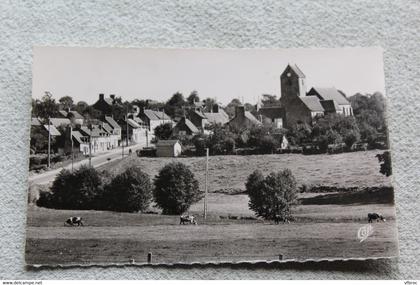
left=26, top=47, right=398, bottom=266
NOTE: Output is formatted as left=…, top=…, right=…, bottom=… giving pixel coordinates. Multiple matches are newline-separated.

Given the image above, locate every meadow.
left=26, top=151, right=398, bottom=265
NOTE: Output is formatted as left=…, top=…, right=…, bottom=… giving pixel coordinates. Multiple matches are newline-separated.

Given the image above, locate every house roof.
left=49, top=118, right=71, bottom=128
left=156, top=140, right=180, bottom=147
left=258, top=106, right=283, bottom=119
left=193, top=110, right=206, bottom=119
left=127, top=119, right=141, bottom=128
left=31, top=117, right=41, bottom=126
left=143, top=109, right=171, bottom=121
left=72, top=130, right=86, bottom=145
left=68, top=111, right=83, bottom=119
left=309, top=87, right=350, bottom=105
left=245, top=111, right=262, bottom=125
left=80, top=125, right=106, bottom=137
left=105, top=116, right=121, bottom=129
left=43, top=124, right=61, bottom=136
left=299, top=96, right=325, bottom=112
left=101, top=122, right=113, bottom=134
left=177, top=118, right=199, bottom=133
left=320, top=99, right=339, bottom=113
left=58, top=110, right=68, bottom=118
left=132, top=117, right=144, bottom=124
left=203, top=112, right=230, bottom=125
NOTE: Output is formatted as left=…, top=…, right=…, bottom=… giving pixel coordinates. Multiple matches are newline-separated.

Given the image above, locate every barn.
left=156, top=140, right=182, bottom=157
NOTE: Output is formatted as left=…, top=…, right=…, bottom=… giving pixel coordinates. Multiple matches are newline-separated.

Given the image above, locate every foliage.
left=153, top=162, right=202, bottom=215
left=192, top=134, right=209, bottom=156
left=165, top=92, right=186, bottom=118
left=343, top=129, right=361, bottom=149
left=30, top=127, right=50, bottom=153
left=32, top=92, right=59, bottom=121
left=207, top=124, right=237, bottom=155
left=103, top=166, right=152, bottom=212
left=58, top=96, right=74, bottom=110
left=376, top=151, right=392, bottom=177
left=225, top=98, right=242, bottom=118
left=154, top=122, right=173, bottom=140
left=246, top=169, right=298, bottom=220
left=187, top=91, right=200, bottom=105
left=261, top=94, right=279, bottom=106
left=37, top=166, right=104, bottom=210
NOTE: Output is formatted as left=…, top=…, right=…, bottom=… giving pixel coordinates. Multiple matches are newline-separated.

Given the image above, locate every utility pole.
left=88, top=124, right=92, bottom=167
left=47, top=117, right=51, bottom=168
left=70, top=124, right=74, bottom=172
left=204, top=148, right=209, bottom=220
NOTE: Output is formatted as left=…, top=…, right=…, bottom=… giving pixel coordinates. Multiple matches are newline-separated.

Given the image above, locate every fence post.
left=147, top=252, right=152, bottom=263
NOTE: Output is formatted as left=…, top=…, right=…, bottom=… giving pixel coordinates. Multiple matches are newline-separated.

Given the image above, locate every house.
left=49, top=118, right=71, bottom=128
left=258, top=64, right=353, bottom=128
left=58, top=110, right=84, bottom=125
left=119, top=118, right=146, bottom=146
left=172, top=117, right=200, bottom=136
left=101, top=122, right=119, bottom=149
left=227, top=105, right=261, bottom=130
left=92, top=93, right=119, bottom=116
left=79, top=125, right=112, bottom=154
left=104, top=116, right=122, bottom=146
left=156, top=140, right=182, bottom=157
left=138, top=108, right=173, bottom=141
left=188, top=104, right=230, bottom=131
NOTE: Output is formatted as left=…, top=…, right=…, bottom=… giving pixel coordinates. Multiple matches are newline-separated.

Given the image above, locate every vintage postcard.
left=26, top=47, right=398, bottom=266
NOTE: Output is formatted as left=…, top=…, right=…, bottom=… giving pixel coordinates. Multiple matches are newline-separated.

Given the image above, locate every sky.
left=32, top=47, right=385, bottom=105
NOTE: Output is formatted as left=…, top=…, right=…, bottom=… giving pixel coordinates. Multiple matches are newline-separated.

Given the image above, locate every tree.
left=165, top=92, right=186, bottom=118
left=187, top=91, right=200, bottom=105
left=246, top=169, right=298, bottom=221
left=103, top=166, right=152, bottom=212
left=59, top=96, right=74, bottom=110
left=376, top=151, right=392, bottom=177
left=154, top=123, right=173, bottom=140
left=32, top=92, right=59, bottom=122
left=261, top=94, right=279, bottom=106
left=225, top=98, right=242, bottom=118
left=37, top=165, right=104, bottom=210
left=343, top=129, right=360, bottom=149
left=153, top=162, right=202, bottom=215
left=202, top=97, right=217, bottom=112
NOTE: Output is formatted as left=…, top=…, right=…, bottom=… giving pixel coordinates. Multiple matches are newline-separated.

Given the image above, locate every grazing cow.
left=274, top=215, right=290, bottom=224
left=180, top=215, right=197, bottom=225
left=368, top=213, right=386, bottom=223
left=65, top=216, right=84, bottom=226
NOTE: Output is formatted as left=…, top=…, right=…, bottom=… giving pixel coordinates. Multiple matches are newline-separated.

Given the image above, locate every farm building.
left=156, top=140, right=182, bottom=157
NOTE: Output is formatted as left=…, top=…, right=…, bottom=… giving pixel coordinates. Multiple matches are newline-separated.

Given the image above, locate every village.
left=30, top=64, right=388, bottom=175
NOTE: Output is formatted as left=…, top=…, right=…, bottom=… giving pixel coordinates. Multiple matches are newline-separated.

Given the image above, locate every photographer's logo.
left=357, top=224, right=373, bottom=242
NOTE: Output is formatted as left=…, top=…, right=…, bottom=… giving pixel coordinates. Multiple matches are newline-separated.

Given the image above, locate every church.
left=258, top=64, right=353, bottom=129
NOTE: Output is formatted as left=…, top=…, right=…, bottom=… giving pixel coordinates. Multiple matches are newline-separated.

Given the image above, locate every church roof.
left=289, top=64, right=306, bottom=78
left=320, top=99, right=340, bottom=113
left=309, top=87, right=350, bottom=105
left=258, top=106, right=283, bottom=119
left=299, top=96, right=325, bottom=112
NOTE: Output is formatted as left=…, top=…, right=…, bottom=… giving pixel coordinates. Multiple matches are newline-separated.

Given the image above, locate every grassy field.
left=26, top=151, right=398, bottom=265
left=97, top=150, right=391, bottom=194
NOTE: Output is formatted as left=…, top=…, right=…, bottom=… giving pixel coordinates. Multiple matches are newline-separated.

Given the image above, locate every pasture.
left=26, top=151, right=398, bottom=265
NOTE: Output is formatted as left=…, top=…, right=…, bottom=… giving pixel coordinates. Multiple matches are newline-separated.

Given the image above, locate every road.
left=28, top=144, right=145, bottom=185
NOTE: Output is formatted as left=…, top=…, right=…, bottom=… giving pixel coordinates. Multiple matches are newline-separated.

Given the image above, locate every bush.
left=37, top=165, right=104, bottom=210
left=103, top=166, right=152, bottom=212
left=343, top=129, right=361, bottom=149
left=154, top=123, right=173, bottom=140
left=259, top=135, right=278, bottom=154
left=246, top=169, right=298, bottom=221
left=153, top=162, right=202, bottom=215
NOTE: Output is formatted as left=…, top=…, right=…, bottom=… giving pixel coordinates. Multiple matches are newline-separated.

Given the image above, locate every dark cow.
left=274, top=215, right=290, bottom=224
left=368, top=213, right=386, bottom=223
left=180, top=215, right=197, bottom=225
left=65, top=216, right=84, bottom=226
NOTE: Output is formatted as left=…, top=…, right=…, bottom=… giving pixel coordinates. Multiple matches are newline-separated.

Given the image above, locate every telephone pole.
left=88, top=124, right=92, bottom=167
left=47, top=117, right=51, bottom=168
left=204, top=148, right=209, bottom=220
left=70, top=124, right=74, bottom=172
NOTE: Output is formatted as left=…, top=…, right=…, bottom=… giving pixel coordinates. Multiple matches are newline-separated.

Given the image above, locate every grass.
left=26, top=151, right=398, bottom=265
left=97, top=150, right=391, bottom=194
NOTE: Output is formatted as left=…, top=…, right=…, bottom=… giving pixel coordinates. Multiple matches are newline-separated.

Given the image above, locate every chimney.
left=212, top=104, right=219, bottom=113
left=235, top=105, right=245, bottom=118
left=99, top=93, right=104, bottom=100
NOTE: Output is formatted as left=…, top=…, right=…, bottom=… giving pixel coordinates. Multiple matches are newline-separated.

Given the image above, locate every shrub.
left=246, top=169, right=298, bottom=221
left=343, top=129, right=361, bottom=149
left=259, top=135, right=278, bottom=154
left=154, top=123, right=173, bottom=140
left=103, top=166, right=152, bottom=212
left=37, top=165, right=104, bottom=210
left=153, top=162, right=202, bottom=215
left=376, top=151, right=392, bottom=177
